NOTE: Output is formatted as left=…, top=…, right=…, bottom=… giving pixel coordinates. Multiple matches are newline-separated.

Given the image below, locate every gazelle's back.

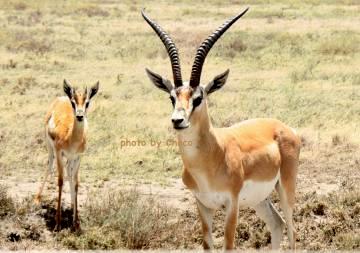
left=218, top=118, right=299, bottom=151
left=214, top=118, right=300, bottom=182
left=45, top=96, right=77, bottom=148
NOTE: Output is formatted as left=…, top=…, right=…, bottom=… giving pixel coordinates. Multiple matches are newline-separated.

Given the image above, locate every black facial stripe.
left=170, top=96, right=176, bottom=107
left=71, top=101, right=76, bottom=109
left=192, top=96, right=202, bottom=108
left=85, top=101, right=90, bottom=108
left=188, top=89, right=204, bottom=120
left=192, top=88, right=203, bottom=109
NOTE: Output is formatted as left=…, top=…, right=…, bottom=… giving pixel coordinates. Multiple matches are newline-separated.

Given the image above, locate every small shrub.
left=12, top=76, right=38, bottom=95
left=6, top=33, right=52, bottom=55
left=312, top=202, right=326, bottom=216
left=27, top=10, right=42, bottom=25
left=350, top=73, right=360, bottom=85
left=318, top=33, right=358, bottom=56
left=77, top=6, right=109, bottom=17
left=1, top=59, right=17, bottom=69
left=84, top=190, right=171, bottom=249
left=334, top=233, right=360, bottom=249
left=290, top=60, right=319, bottom=83
left=229, top=38, right=247, bottom=53
left=59, top=189, right=193, bottom=249
left=13, top=2, right=27, bottom=10
left=219, top=36, right=247, bottom=58
left=332, top=134, right=347, bottom=146
left=0, top=185, right=15, bottom=218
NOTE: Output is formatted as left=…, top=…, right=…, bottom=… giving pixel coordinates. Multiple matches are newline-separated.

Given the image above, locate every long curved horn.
left=189, top=8, right=249, bottom=88
left=142, top=10, right=183, bottom=87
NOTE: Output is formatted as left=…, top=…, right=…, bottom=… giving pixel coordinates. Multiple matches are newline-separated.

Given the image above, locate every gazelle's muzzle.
left=171, top=108, right=189, bottom=130
left=76, top=109, right=85, bottom=122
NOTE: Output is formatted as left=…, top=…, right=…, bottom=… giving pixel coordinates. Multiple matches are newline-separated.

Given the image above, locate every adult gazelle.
left=142, top=8, right=300, bottom=250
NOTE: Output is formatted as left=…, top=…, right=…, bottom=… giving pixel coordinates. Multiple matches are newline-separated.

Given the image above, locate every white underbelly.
left=194, top=191, right=230, bottom=209
left=192, top=172, right=280, bottom=209
left=238, top=171, right=280, bottom=207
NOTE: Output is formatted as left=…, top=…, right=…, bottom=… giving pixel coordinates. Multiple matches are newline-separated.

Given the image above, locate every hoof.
left=71, top=223, right=81, bottom=233
left=33, top=195, right=41, bottom=205
left=54, top=224, right=61, bottom=232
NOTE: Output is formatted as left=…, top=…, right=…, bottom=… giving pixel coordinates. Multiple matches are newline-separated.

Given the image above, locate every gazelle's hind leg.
left=34, top=136, right=55, bottom=204
left=276, top=181, right=296, bottom=249
left=254, top=198, right=285, bottom=249
left=276, top=127, right=300, bottom=249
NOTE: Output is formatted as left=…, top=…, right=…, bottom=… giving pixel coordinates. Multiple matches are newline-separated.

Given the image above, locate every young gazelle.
left=142, top=9, right=301, bottom=250
left=35, top=80, right=99, bottom=231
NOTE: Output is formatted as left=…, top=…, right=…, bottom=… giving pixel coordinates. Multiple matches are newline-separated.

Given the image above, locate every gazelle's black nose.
left=76, top=115, right=84, bottom=121
left=172, top=118, right=184, bottom=125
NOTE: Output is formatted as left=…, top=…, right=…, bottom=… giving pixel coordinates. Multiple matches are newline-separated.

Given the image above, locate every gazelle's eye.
left=170, top=96, right=176, bottom=107
left=193, top=96, right=202, bottom=108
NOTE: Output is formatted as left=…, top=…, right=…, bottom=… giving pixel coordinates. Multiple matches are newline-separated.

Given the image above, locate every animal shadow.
left=39, top=203, right=73, bottom=231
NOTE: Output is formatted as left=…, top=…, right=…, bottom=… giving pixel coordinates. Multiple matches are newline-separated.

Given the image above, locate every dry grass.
left=0, top=162, right=359, bottom=250
left=317, top=31, right=359, bottom=56
left=58, top=189, right=197, bottom=250
left=0, top=185, right=15, bottom=218
left=0, top=186, right=198, bottom=250
left=295, top=188, right=360, bottom=250
left=76, top=6, right=110, bottom=18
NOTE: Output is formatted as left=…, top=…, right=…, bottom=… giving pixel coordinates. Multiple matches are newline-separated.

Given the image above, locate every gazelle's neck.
left=71, top=117, right=87, bottom=141
left=176, top=101, right=220, bottom=165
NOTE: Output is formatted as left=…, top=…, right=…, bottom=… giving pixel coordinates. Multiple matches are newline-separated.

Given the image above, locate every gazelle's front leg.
left=224, top=197, right=239, bottom=250
left=196, top=199, right=214, bottom=250
left=66, top=159, right=75, bottom=209
left=55, top=150, right=64, bottom=231
left=68, top=156, right=81, bottom=231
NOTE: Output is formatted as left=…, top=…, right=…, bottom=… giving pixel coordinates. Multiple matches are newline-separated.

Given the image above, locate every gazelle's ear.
left=63, top=79, right=74, bottom=99
left=145, top=68, right=173, bottom=93
left=204, top=69, right=230, bottom=95
left=89, top=81, right=99, bottom=100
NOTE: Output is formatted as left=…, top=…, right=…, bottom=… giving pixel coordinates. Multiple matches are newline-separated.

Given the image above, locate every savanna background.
left=0, top=0, right=359, bottom=250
